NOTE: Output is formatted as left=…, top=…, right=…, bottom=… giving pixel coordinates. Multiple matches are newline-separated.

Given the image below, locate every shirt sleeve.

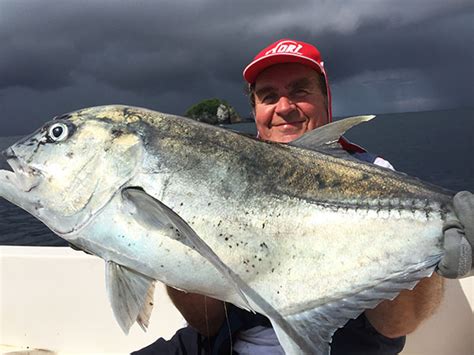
left=373, top=156, right=395, bottom=170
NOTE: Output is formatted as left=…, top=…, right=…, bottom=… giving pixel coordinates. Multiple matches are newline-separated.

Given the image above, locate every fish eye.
left=48, top=123, right=69, bottom=142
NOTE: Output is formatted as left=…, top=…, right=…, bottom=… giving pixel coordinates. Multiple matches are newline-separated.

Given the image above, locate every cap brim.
left=243, top=53, right=324, bottom=84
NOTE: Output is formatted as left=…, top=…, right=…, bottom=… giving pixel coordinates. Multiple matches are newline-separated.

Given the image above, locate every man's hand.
left=438, top=191, right=474, bottom=278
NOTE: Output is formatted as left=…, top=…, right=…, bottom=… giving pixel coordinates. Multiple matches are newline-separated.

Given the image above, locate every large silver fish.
left=0, top=105, right=454, bottom=354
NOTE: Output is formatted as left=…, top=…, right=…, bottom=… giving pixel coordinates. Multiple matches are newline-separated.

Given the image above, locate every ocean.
left=0, top=108, right=473, bottom=246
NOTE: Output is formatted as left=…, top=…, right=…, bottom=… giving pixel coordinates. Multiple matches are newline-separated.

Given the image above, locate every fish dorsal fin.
left=121, top=187, right=254, bottom=312
left=105, top=261, right=156, bottom=334
left=270, top=255, right=440, bottom=354
left=289, top=115, right=375, bottom=151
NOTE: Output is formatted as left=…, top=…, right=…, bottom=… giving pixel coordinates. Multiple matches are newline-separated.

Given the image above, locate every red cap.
left=243, top=39, right=326, bottom=84
left=243, top=38, right=332, bottom=121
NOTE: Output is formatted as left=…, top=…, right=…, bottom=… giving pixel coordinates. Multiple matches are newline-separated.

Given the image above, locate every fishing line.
left=204, top=295, right=212, bottom=352
left=223, top=302, right=233, bottom=355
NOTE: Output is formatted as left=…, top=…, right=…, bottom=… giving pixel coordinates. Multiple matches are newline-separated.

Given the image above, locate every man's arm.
left=365, top=273, right=444, bottom=338
left=166, top=286, right=225, bottom=336
left=169, top=273, right=444, bottom=340
left=171, top=276, right=444, bottom=340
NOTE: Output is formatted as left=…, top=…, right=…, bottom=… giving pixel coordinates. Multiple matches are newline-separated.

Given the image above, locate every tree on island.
left=184, top=98, right=241, bottom=125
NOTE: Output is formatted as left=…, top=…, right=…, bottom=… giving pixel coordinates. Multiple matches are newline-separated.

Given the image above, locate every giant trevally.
left=0, top=105, right=454, bottom=354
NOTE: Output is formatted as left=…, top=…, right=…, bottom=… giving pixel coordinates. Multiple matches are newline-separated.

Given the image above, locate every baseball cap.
left=243, top=39, right=326, bottom=84
left=243, top=38, right=332, bottom=121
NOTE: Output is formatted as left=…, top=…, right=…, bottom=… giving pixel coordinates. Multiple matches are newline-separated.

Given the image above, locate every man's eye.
left=292, top=89, right=310, bottom=98
left=261, top=93, right=278, bottom=104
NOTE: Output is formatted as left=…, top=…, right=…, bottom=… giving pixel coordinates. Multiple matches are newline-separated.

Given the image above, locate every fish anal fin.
left=105, top=260, right=156, bottom=334
left=273, top=256, right=440, bottom=354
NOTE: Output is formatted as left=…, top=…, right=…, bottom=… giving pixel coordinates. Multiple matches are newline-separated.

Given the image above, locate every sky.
left=0, top=0, right=473, bottom=135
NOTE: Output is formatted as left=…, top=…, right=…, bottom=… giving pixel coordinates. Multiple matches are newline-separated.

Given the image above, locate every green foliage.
left=185, top=98, right=241, bottom=125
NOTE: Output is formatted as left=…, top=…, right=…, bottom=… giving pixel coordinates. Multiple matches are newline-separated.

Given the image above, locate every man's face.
left=253, top=63, right=328, bottom=143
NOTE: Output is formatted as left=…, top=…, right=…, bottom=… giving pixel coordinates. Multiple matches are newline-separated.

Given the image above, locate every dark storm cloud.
left=316, top=9, right=474, bottom=113
left=0, top=0, right=473, bottom=135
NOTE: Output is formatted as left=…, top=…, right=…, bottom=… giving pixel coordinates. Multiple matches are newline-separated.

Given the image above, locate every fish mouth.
left=2, top=147, right=42, bottom=192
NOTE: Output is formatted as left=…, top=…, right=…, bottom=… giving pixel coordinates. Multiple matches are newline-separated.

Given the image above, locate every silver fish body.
left=0, top=105, right=454, bottom=354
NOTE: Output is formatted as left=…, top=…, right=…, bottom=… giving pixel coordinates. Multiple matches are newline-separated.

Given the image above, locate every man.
left=135, top=39, right=474, bottom=354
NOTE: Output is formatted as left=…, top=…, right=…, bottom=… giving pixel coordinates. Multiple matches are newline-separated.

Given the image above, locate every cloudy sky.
left=0, top=0, right=473, bottom=135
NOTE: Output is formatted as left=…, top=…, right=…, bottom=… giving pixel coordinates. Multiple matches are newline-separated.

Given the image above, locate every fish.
left=0, top=105, right=455, bottom=354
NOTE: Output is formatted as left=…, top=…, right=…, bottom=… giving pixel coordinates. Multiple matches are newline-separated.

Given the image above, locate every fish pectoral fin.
left=121, top=187, right=194, bottom=249
left=289, top=115, right=375, bottom=150
left=272, top=255, right=441, bottom=355
left=121, top=187, right=254, bottom=312
left=105, top=260, right=156, bottom=334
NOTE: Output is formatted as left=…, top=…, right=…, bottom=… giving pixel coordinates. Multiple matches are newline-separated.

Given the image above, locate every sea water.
left=0, top=108, right=473, bottom=246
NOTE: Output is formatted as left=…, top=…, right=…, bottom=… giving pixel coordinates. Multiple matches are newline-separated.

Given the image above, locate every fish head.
left=0, top=105, right=144, bottom=235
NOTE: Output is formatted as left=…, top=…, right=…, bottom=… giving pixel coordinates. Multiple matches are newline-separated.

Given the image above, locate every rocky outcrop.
left=185, top=98, right=242, bottom=125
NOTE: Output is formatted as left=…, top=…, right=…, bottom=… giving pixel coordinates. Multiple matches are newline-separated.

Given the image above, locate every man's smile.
left=272, top=120, right=305, bottom=128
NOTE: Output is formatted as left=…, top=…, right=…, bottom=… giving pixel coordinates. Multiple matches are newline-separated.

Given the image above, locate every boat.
left=1, top=245, right=472, bottom=354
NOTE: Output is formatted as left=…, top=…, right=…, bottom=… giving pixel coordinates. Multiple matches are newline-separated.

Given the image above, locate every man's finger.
left=453, top=191, right=474, bottom=244
left=438, top=228, right=473, bottom=278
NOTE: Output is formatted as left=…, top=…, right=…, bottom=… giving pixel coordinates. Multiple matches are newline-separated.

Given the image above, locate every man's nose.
left=275, top=96, right=296, bottom=116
